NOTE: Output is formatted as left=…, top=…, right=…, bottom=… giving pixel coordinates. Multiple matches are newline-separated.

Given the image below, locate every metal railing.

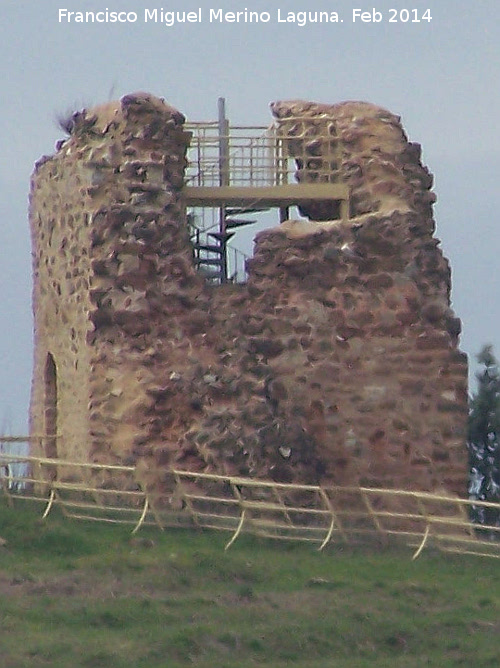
left=185, top=117, right=343, bottom=190
left=184, top=107, right=350, bottom=284
left=2, top=449, right=500, bottom=559
left=186, top=123, right=280, bottom=188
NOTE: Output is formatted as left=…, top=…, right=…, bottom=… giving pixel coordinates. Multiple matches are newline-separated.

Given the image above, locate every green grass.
left=0, top=499, right=499, bottom=667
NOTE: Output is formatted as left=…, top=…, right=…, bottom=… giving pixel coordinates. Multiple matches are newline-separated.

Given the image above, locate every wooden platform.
left=183, top=183, right=350, bottom=219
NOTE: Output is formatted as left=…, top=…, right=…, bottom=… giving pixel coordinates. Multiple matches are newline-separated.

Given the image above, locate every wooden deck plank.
left=183, top=183, right=350, bottom=207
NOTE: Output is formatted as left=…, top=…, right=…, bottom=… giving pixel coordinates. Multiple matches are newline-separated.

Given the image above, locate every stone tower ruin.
left=29, top=93, right=468, bottom=495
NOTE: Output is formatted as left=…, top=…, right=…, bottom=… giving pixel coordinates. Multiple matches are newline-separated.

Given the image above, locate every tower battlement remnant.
left=29, top=92, right=468, bottom=496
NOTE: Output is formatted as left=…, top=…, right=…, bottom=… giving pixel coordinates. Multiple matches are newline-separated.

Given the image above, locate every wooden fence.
left=1, top=449, right=500, bottom=560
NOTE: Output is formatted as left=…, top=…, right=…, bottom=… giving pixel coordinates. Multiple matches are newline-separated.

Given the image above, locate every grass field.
left=0, top=498, right=499, bottom=667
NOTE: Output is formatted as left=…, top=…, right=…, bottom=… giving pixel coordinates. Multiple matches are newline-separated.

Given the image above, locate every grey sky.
left=1, top=0, right=499, bottom=432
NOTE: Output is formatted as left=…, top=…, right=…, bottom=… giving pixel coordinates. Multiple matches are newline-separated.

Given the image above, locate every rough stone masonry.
left=29, top=93, right=468, bottom=495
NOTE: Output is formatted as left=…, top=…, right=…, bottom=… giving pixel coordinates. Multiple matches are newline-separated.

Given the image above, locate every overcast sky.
left=1, top=0, right=499, bottom=433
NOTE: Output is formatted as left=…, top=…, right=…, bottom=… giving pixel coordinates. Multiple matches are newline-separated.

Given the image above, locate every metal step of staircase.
left=226, top=206, right=269, bottom=215
left=194, top=257, right=225, bottom=267
left=208, top=231, right=235, bottom=243
left=225, top=218, right=257, bottom=229
left=193, top=243, right=225, bottom=253
left=197, top=268, right=223, bottom=281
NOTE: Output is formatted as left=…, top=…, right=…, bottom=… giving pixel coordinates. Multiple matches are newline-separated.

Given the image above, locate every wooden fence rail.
left=1, top=450, right=500, bottom=559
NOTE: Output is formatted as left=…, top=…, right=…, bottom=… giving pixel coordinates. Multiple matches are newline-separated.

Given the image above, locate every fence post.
left=173, top=471, right=201, bottom=527
left=134, top=467, right=165, bottom=531
left=361, top=489, right=385, bottom=537
left=1, top=463, right=14, bottom=508
left=412, top=496, right=432, bottom=560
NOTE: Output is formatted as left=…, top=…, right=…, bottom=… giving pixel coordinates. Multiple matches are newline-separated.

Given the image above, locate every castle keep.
left=29, top=93, right=468, bottom=495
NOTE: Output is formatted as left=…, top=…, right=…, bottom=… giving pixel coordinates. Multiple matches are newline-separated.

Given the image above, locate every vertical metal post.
left=279, top=207, right=290, bottom=223
left=275, top=128, right=290, bottom=222
left=218, top=97, right=229, bottom=282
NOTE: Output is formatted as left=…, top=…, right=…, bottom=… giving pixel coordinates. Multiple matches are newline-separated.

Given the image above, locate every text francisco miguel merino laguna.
left=59, top=7, right=424, bottom=26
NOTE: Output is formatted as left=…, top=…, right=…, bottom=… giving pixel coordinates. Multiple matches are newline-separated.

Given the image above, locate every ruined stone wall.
left=271, top=99, right=436, bottom=221
left=240, top=217, right=466, bottom=492
left=29, top=94, right=468, bottom=496
left=30, top=93, right=195, bottom=464
left=30, top=141, right=94, bottom=460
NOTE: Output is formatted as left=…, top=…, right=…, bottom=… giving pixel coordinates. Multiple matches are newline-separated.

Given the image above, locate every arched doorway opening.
left=44, top=353, right=58, bottom=477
